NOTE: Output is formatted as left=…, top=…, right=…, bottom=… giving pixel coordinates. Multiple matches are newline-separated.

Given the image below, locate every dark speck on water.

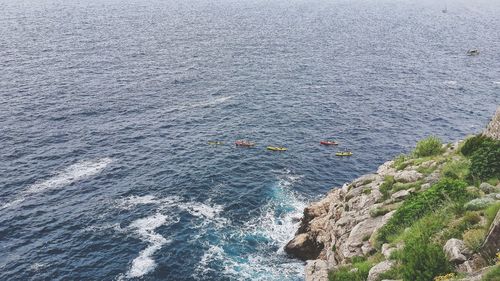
left=0, top=0, right=499, bottom=280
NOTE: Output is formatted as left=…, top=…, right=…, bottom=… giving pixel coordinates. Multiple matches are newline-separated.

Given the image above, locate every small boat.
left=235, top=140, right=255, bottom=147
left=208, top=141, right=224, bottom=145
left=320, top=140, right=339, bottom=146
left=267, top=146, right=287, bottom=151
left=335, top=151, right=353, bottom=156
left=467, top=49, right=479, bottom=56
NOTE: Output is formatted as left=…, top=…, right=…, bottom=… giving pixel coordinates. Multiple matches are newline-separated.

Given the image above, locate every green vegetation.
left=441, top=158, right=470, bottom=180
left=412, top=136, right=443, bottom=158
left=328, top=259, right=372, bottom=281
left=329, top=134, right=499, bottom=281
left=485, top=202, right=500, bottom=228
left=460, top=136, right=500, bottom=181
left=481, top=264, right=500, bottom=281
left=377, top=179, right=470, bottom=244
left=463, top=229, right=486, bottom=252
left=379, top=176, right=395, bottom=201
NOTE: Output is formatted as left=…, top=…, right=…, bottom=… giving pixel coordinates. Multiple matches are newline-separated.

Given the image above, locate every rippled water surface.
left=1, top=0, right=499, bottom=280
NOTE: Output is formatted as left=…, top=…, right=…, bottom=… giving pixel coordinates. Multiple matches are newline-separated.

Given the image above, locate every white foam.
left=125, top=213, right=176, bottom=279
left=0, top=158, right=112, bottom=210
left=194, top=170, right=306, bottom=280
left=26, top=158, right=112, bottom=194
left=180, top=202, right=224, bottom=220
left=189, top=96, right=233, bottom=109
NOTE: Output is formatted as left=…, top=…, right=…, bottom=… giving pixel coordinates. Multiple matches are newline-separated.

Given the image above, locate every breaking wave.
left=1, top=158, right=112, bottom=210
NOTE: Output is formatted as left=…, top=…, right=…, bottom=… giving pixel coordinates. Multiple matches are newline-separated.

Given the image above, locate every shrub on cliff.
left=399, top=221, right=451, bottom=281
left=469, top=142, right=500, bottom=181
left=441, top=158, right=470, bottom=180
left=460, top=135, right=500, bottom=181
left=328, top=260, right=372, bottom=281
left=377, top=179, right=470, bottom=244
left=412, top=136, right=443, bottom=158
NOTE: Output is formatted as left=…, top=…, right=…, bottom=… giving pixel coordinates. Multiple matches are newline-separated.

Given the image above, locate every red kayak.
left=320, top=140, right=338, bottom=146
left=235, top=140, right=255, bottom=147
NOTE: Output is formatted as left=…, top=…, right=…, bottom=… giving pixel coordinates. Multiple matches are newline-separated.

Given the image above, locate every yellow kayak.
left=267, top=146, right=287, bottom=151
left=336, top=151, right=353, bottom=156
left=208, top=141, right=224, bottom=145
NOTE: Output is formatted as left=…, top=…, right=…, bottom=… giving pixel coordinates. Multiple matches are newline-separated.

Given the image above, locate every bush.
left=461, top=135, right=488, bottom=157
left=413, top=136, right=443, bottom=158
left=328, top=260, right=372, bottom=281
left=464, top=198, right=495, bottom=211
left=481, top=264, right=500, bottom=281
left=485, top=202, right=500, bottom=229
left=469, top=143, right=500, bottom=181
left=463, top=228, right=486, bottom=252
left=394, top=154, right=411, bottom=171
left=460, top=136, right=500, bottom=181
left=399, top=216, right=452, bottom=281
left=377, top=179, right=470, bottom=244
left=379, top=176, right=395, bottom=201
left=441, top=158, right=470, bottom=180
left=442, top=211, right=481, bottom=240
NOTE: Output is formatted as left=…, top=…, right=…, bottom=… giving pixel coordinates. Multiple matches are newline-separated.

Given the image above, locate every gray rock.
left=421, top=183, right=431, bottom=190
left=377, top=160, right=396, bottom=177
left=457, top=254, right=488, bottom=273
left=391, top=189, right=411, bottom=201
left=464, top=198, right=495, bottom=211
left=480, top=182, right=500, bottom=194
left=443, top=238, right=470, bottom=264
left=285, top=233, right=323, bottom=261
left=424, top=170, right=441, bottom=185
left=394, top=170, right=423, bottom=183
left=305, top=260, right=329, bottom=281
left=367, top=260, right=395, bottom=281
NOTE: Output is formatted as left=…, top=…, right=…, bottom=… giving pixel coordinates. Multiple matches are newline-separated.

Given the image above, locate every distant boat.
left=320, top=140, right=339, bottom=146
left=208, top=141, right=224, bottom=145
left=335, top=150, right=353, bottom=156
left=267, top=146, right=287, bottom=151
left=235, top=140, right=255, bottom=147
left=467, top=49, right=480, bottom=56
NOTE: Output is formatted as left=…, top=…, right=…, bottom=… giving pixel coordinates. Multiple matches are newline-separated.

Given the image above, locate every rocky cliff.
left=285, top=106, right=500, bottom=281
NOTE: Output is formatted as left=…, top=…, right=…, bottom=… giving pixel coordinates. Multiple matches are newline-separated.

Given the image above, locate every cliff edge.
left=286, top=106, right=500, bottom=281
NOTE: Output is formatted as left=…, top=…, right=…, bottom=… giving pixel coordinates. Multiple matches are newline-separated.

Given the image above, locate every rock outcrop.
left=443, top=238, right=471, bottom=264
left=483, top=106, right=500, bottom=140
left=285, top=107, right=500, bottom=281
left=285, top=162, right=400, bottom=280
left=481, top=208, right=500, bottom=260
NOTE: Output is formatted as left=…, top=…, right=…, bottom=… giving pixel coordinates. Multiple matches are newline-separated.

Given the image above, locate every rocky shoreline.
left=285, top=107, right=500, bottom=281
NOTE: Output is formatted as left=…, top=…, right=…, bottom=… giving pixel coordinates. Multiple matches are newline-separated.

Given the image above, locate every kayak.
left=336, top=151, right=353, bottom=156
left=208, top=141, right=224, bottom=145
left=267, top=146, right=287, bottom=151
left=235, top=140, right=255, bottom=147
left=320, top=140, right=338, bottom=146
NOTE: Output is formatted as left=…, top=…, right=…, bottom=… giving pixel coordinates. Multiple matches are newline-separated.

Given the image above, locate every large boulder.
left=367, top=260, right=395, bottom=281
left=285, top=233, right=324, bottom=261
left=394, top=170, right=423, bottom=183
left=443, top=238, right=471, bottom=264
left=483, top=106, right=500, bottom=140
left=480, top=182, right=500, bottom=194
left=305, top=260, right=329, bottom=281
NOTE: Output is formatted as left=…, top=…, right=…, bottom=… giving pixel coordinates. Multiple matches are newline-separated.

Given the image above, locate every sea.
left=1, top=0, right=499, bottom=280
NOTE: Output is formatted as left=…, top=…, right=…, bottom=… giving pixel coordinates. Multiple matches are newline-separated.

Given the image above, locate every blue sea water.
left=1, top=0, right=499, bottom=280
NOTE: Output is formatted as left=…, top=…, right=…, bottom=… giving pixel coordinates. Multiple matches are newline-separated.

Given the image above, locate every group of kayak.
left=208, top=139, right=353, bottom=156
